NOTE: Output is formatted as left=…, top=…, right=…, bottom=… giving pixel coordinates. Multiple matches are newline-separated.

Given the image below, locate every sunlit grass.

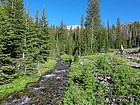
left=62, top=54, right=139, bottom=104
left=0, top=60, right=56, bottom=100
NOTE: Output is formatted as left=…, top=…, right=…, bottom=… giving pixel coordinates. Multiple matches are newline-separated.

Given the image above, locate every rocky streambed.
left=0, top=58, right=70, bottom=105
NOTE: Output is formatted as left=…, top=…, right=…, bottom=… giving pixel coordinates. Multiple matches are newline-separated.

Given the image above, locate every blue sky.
left=23, top=0, right=140, bottom=26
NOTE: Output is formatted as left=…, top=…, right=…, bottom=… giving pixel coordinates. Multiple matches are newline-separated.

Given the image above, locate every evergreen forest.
left=0, top=0, right=140, bottom=104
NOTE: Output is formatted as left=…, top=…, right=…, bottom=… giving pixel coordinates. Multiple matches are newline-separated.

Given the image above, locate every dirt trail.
left=0, top=57, right=70, bottom=105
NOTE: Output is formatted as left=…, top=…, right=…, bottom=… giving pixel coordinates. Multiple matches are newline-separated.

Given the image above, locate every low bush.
left=61, top=54, right=140, bottom=105
left=60, top=54, right=74, bottom=63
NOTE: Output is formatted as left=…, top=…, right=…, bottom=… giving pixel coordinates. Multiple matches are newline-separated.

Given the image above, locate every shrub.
left=61, top=54, right=140, bottom=104
left=60, top=54, right=74, bottom=63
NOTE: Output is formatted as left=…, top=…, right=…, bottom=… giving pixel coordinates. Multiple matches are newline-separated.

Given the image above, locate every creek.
left=1, top=58, right=70, bottom=105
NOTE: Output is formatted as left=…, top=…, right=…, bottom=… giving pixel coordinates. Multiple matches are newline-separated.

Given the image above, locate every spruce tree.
left=0, top=5, right=10, bottom=66
left=80, top=15, right=85, bottom=55
left=115, top=18, right=122, bottom=49
left=98, top=27, right=109, bottom=52
left=6, top=0, right=25, bottom=59
left=85, top=0, right=101, bottom=53
left=66, top=27, right=75, bottom=55
left=131, top=22, right=137, bottom=47
left=40, top=5, right=49, bottom=61
left=34, top=10, right=42, bottom=73
left=58, top=20, right=67, bottom=54
left=107, top=19, right=111, bottom=48
left=21, top=7, right=37, bottom=75
left=0, top=4, right=17, bottom=84
left=110, top=24, right=116, bottom=49
left=48, top=25, right=57, bottom=59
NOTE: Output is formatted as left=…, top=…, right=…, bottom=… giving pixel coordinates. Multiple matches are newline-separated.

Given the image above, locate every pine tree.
left=74, top=26, right=80, bottom=54
left=48, top=25, right=57, bottom=59
left=115, top=18, right=122, bottom=49
left=80, top=15, right=85, bottom=55
left=98, top=27, right=109, bottom=52
left=85, top=0, right=101, bottom=53
left=131, top=22, right=138, bottom=47
left=81, top=14, right=84, bottom=27
left=33, top=10, right=42, bottom=73
left=6, top=0, right=25, bottom=58
left=0, top=4, right=18, bottom=84
left=40, top=5, right=49, bottom=61
left=107, top=19, right=111, bottom=48
left=0, top=5, right=10, bottom=66
left=58, top=20, right=67, bottom=54
left=110, top=24, right=116, bottom=49
left=66, top=26, right=75, bottom=55
left=21, top=7, right=37, bottom=75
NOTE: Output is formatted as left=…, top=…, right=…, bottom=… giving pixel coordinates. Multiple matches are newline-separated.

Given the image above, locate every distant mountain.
left=121, top=21, right=140, bottom=28
left=121, top=21, right=140, bottom=40
left=120, top=21, right=140, bottom=47
left=66, top=25, right=82, bottom=30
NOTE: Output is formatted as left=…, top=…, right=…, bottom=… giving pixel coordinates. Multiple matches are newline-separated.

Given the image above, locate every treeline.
left=0, top=0, right=140, bottom=84
left=0, top=0, right=51, bottom=84
left=108, top=19, right=140, bottom=49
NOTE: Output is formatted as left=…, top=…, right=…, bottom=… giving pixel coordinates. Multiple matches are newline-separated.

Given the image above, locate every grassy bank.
left=61, top=54, right=139, bottom=105
left=0, top=60, right=56, bottom=100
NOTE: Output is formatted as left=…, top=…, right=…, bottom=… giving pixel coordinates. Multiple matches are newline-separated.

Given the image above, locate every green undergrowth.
left=60, top=54, right=74, bottom=63
left=61, top=54, right=140, bottom=105
left=0, top=60, right=56, bottom=100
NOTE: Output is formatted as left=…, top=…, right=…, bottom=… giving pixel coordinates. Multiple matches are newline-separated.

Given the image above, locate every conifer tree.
left=85, top=0, right=101, bottom=53
left=115, top=18, right=123, bottom=49
left=0, top=5, right=10, bottom=66
left=74, top=26, right=80, bottom=54
left=131, top=22, right=138, bottom=47
left=58, top=20, right=67, bottom=54
left=110, top=24, right=116, bottom=49
left=81, top=14, right=84, bottom=27
left=21, top=7, right=37, bottom=75
left=6, top=0, right=25, bottom=58
left=48, top=25, right=57, bottom=59
left=34, top=10, right=42, bottom=72
left=66, top=27, right=75, bottom=55
left=40, top=5, right=49, bottom=61
left=0, top=2, right=21, bottom=83
left=98, top=27, right=109, bottom=52
left=80, top=15, right=85, bottom=55
left=107, top=19, right=111, bottom=48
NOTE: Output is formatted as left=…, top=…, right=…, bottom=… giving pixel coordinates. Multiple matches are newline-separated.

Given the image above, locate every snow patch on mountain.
left=66, top=25, right=81, bottom=30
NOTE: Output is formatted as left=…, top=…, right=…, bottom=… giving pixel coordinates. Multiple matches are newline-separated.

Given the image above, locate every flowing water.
left=0, top=58, right=70, bottom=105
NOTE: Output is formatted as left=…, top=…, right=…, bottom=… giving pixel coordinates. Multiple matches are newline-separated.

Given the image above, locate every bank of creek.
left=0, top=58, right=70, bottom=105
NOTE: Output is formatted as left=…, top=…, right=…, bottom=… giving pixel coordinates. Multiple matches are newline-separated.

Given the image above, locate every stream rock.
left=0, top=58, right=70, bottom=105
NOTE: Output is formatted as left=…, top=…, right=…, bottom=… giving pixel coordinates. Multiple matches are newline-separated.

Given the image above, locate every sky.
left=23, top=0, right=140, bottom=26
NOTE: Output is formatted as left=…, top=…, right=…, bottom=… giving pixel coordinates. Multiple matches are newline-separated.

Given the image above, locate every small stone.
left=56, top=77, right=61, bottom=80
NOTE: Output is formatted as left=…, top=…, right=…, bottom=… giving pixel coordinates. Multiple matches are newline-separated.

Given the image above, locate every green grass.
left=61, top=54, right=140, bottom=105
left=39, top=60, right=57, bottom=74
left=60, top=54, right=74, bottom=62
left=0, top=60, right=56, bottom=100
